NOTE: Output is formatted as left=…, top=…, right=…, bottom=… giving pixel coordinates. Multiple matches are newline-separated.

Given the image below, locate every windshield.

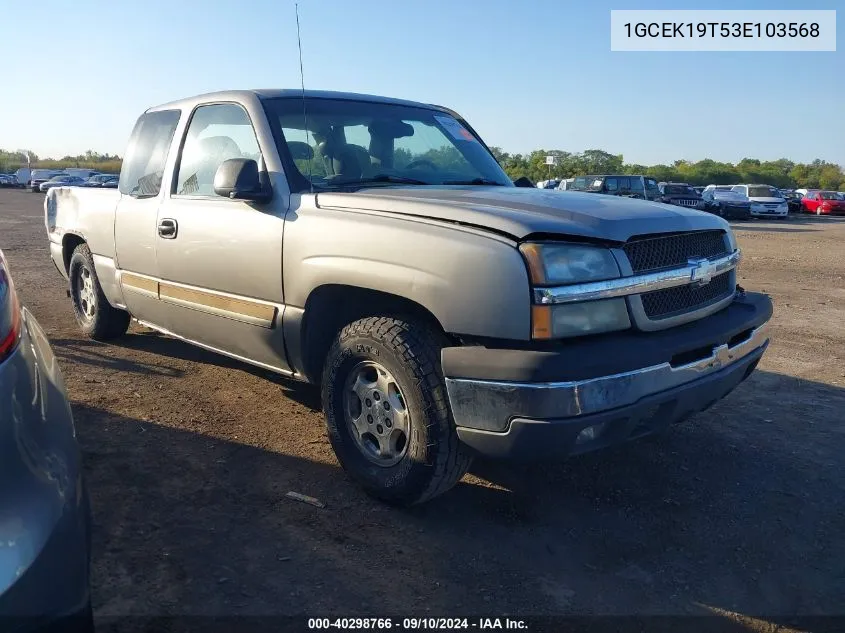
left=50, top=175, right=69, bottom=181
left=715, top=186, right=735, bottom=192
left=819, top=191, right=839, bottom=200
left=665, top=184, right=695, bottom=195
left=262, top=97, right=511, bottom=192
left=747, top=185, right=780, bottom=198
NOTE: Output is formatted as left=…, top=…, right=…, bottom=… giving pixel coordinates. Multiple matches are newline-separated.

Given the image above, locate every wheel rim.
left=75, top=265, right=96, bottom=321
left=343, top=360, right=410, bottom=467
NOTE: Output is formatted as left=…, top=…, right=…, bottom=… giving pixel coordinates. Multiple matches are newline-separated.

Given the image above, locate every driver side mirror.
left=513, top=176, right=534, bottom=188
left=214, top=158, right=272, bottom=202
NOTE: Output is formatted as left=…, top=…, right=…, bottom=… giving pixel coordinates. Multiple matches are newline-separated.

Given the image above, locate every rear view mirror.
left=213, top=158, right=272, bottom=202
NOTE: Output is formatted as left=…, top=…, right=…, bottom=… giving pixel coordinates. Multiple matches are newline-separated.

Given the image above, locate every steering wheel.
left=405, top=159, right=438, bottom=171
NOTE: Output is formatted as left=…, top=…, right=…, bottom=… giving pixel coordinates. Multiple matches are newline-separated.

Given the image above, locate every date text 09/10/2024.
left=307, top=618, right=528, bottom=630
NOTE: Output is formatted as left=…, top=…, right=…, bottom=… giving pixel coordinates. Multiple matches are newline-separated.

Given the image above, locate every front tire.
left=69, top=243, right=130, bottom=340
left=321, top=316, right=472, bottom=505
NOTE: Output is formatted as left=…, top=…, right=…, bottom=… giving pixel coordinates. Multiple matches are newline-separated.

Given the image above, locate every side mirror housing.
left=213, top=158, right=272, bottom=202
left=513, top=176, right=534, bottom=188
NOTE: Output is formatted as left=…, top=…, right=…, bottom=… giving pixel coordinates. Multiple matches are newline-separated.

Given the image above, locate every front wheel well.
left=62, top=233, right=86, bottom=273
left=300, top=285, right=452, bottom=384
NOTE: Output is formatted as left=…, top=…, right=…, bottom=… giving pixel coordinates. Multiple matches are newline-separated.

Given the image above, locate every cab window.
left=174, top=103, right=262, bottom=197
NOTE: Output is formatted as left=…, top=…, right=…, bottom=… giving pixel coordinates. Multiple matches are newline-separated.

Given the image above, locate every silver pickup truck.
left=45, top=89, right=772, bottom=505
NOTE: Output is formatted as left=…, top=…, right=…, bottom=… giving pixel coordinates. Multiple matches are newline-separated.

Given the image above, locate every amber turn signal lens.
left=519, top=243, right=546, bottom=284
left=531, top=305, right=552, bottom=340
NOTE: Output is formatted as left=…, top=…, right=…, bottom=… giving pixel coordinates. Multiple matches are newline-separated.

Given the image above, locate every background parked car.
left=0, top=249, right=93, bottom=632
left=39, top=175, right=87, bottom=192
left=82, top=174, right=119, bottom=187
left=556, top=177, right=575, bottom=191
left=732, top=184, right=788, bottom=219
left=569, top=174, right=662, bottom=200
left=64, top=168, right=101, bottom=180
left=701, top=185, right=752, bottom=220
left=657, top=182, right=705, bottom=209
left=0, top=174, right=17, bottom=187
left=29, top=169, right=65, bottom=192
left=783, top=191, right=804, bottom=213
left=101, top=176, right=119, bottom=188
left=801, top=190, right=845, bottom=215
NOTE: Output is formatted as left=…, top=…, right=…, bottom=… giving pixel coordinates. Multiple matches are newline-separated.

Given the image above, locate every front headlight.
left=726, top=227, right=738, bottom=252
left=519, top=243, right=620, bottom=285
left=520, top=243, right=630, bottom=339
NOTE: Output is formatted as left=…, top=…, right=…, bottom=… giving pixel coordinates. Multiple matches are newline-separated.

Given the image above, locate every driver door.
left=154, top=102, right=290, bottom=373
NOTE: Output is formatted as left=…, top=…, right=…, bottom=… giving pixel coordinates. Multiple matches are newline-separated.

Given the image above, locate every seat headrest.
left=287, top=141, right=314, bottom=161
left=198, top=136, right=242, bottom=160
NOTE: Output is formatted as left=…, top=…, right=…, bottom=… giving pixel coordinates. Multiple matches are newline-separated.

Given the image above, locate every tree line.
left=489, top=148, right=845, bottom=190
left=3, top=146, right=844, bottom=190
left=0, top=149, right=122, bottom=175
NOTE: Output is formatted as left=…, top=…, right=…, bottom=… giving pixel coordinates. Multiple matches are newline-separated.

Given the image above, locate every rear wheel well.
left=300, top=285, right=451, bottom=384
left=62, top=234, right=86, bottom=273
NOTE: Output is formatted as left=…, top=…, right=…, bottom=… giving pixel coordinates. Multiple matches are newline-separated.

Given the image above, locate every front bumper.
left=0, top=309, right=90, bottom=627
left=750, top=207, right=788, bottom=217
left=720, top=204, right=752, bottom=220
left=443, top=292, right=772, bottom=460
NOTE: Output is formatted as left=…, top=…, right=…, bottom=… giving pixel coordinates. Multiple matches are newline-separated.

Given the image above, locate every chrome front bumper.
left=445, top=322, right=770, bottom=459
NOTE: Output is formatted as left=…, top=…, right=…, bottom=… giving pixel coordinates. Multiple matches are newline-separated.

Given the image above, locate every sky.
left=0, top=0, right=841, bottom=166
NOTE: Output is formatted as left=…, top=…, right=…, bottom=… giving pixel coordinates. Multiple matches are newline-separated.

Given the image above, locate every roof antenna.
left=295, top=2, right=313, bottom=194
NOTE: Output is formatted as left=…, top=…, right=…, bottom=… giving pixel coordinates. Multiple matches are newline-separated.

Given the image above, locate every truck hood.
left=315, top=186, right=729, bottom=242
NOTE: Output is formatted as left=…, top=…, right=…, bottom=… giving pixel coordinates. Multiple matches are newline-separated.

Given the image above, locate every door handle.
left=158, top=218, right=178, bottom=239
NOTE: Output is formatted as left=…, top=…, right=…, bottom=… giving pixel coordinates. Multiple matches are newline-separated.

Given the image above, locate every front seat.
left=319, top=135, right=371, bottom=180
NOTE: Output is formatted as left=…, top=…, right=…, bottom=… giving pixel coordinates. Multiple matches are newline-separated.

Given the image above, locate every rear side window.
left=119, top=110, right=181, bottom=197
left=605, top=177, right=618, bottom=192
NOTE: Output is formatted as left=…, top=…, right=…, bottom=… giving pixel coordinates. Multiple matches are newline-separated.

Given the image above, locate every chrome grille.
left=623, top=230, right=728, bottom=273
left=641, top=271, right=732, bottom=320
left=675, top=198, right=700, bottom=207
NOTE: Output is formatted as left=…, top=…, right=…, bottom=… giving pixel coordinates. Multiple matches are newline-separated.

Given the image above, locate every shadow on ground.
left=51, top=331, right=323, bottom=410
left=74, top=366, right=845, bottom=631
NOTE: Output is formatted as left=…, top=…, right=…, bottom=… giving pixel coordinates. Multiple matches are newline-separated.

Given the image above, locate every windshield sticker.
left=434, top=115, right=477, bottom=142
left=593, top=179, right=603, bottom=188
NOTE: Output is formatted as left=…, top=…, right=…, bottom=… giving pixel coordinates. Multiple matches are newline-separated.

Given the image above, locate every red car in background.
left=802, top=190, right=845, bottom=215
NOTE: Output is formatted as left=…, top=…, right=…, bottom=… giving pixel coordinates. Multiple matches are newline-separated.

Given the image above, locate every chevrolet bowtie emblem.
left=688, top=258, right=716, bottom=287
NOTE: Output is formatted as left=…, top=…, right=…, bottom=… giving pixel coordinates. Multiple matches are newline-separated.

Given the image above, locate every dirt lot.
left=1, top=188, right=844, bottom=630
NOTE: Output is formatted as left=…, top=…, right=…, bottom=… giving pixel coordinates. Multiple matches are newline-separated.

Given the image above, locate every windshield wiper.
left=442, top=178, right=505, bottom=186
left=331, top=174, right=432, bottom=187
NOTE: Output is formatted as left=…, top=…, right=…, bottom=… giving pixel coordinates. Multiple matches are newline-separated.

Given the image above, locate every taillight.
left=0, top=252, right=22, bottom=362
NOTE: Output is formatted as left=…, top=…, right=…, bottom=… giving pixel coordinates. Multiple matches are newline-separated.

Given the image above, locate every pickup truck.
left=45, top=89, right=773, bottom=505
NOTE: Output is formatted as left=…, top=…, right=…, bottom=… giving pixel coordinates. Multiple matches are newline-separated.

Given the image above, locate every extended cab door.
left=114, top=109, right=181, bottom=326
left=154, top=102, right=290, bottom=373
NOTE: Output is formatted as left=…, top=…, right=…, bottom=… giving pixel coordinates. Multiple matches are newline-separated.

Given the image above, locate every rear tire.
left=69, top=243, right=130, bottom=340
left=321, top=316, right=472, bottom=505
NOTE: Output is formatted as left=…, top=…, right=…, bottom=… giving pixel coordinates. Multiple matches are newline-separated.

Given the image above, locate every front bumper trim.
left=445, top=322, right=769, bottom=434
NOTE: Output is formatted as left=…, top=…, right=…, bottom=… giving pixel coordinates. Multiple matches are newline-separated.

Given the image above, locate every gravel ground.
left=1, top=189, right=844, bottom=631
